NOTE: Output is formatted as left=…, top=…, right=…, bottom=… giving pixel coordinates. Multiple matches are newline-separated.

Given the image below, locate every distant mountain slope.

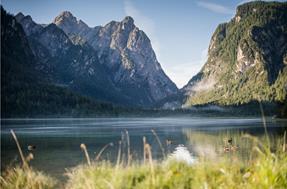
left=182, top=1, right=287, bottom=108
left=15, top=13, right=130, bottom=105
left=1, top=8, right=127, bottom=118
left=15, top=11, right=178, bottom=107
left=53, top=12, right=178, bottom=105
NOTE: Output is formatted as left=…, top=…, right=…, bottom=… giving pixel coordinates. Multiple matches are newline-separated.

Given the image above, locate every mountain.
left=181, top=1, right=287, bottom=113
left=15, top=11, right=178, bottom=107
left=15, top=13, right=130, bottom=105
left=1, top=7, right=133, bottom=117
left=53, top=12, right=178, bottom=104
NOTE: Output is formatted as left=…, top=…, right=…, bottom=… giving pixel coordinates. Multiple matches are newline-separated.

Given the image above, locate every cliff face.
left=53, top=12, right=178, bottom=105
left=14, top=11, right=178, bottom=107
left=15, top=14, right=126, bottom=105
left=182, top=1, right=287, bottom=107
left=2, top=8, right=123, bottom=117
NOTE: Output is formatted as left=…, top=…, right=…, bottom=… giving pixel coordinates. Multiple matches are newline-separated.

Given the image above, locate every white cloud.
left=166, top=48, right=208, bottom=88
left=124, top=0, right=161, bottom=60
left=238, top=0, right=278, bottom=5
left=166, top=63, right=201, bottom=88
left=197, top=1, right=234, bottom=14
left=238, top=0, right=254, bottom=5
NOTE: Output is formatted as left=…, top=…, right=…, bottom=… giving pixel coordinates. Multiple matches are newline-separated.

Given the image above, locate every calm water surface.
left=1, top=117, right=286, bottom=179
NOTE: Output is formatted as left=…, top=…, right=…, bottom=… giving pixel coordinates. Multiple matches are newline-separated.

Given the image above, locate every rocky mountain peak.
left=122, top=16, right=134, bottom=25
left=78, top=19, right=88, bottom=27
left=53, top=11, right=76, bottom=23
left=53, top=11, right=90, bottom=36
left=15, top=12, right=33, bottom=22
left=15, top=12, right=25, bottom=20
left=119, top=16, right=135, bottom=33
left=14, top=9, right=178, bottom=107
left=15, top=12, right=43, bottom=36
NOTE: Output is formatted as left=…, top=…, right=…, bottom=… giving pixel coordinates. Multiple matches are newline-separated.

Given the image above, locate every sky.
left=1, top=0, right=281, bottom=88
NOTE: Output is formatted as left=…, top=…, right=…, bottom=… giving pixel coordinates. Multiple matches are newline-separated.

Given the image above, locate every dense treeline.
left=0, top=7, right=128, bottom=118
left=2, top=82, right=125, bottom=117
left=185, top=2, right=287, bottom=111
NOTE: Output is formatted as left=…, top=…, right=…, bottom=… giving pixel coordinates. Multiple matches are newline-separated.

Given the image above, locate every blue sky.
left=1, top=0, right=280, bottom=87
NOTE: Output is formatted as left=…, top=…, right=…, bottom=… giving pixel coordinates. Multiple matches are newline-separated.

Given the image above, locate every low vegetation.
left=1, top=128, right=287, bottom=189
left=0, top=167, right=56, bottom=189
left=64, top=147, right=287, bottom=189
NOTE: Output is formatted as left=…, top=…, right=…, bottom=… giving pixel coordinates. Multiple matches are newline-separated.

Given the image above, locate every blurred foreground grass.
left=1, top=130, right=287, bottom=189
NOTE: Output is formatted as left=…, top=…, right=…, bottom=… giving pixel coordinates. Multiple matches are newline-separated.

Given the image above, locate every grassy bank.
left=65, top=153, right=287, bottom=189
left=1, top=131, right=287, bottom=189
left=64, top=132, right=287, bottom=189
left=0, top=167, right=56, bottom=189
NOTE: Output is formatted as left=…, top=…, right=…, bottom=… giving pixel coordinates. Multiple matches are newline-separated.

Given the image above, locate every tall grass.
left=64, top=139, right=287, bottom=189
left=0, top=167, right=56, bottom=189
left=0, top=130, right=56, bottom=189
left=1, top=125, right=287, bottom=189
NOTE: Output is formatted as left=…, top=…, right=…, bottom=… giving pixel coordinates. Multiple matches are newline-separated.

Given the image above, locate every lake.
left=1, top=117, right=286, bottom=179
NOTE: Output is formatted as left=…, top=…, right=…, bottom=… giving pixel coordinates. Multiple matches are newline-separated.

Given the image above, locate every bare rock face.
left=53, top=12, right=178, bottom=105
left=35, top=24, right=72, bottom=57
left=236, top=46, right=256, bottom=73
left=53, top=11, right=90, bottom=37
left=15, top=11, right=177, bottom=107
left=15, top=12, right=43, bottom=36
left=15, top=12, right=130, bottom=105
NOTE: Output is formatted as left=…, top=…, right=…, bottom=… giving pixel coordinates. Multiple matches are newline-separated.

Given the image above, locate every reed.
left=80, top=143, right=91, bottom=166
left=151, top=129, right=166, bottom=159
left=143, top=136, right=147, bottom=164
left=1, top=131, right=56, bottom=189
left=125, top=130, right=131, bottom=167
left=259, top=101, right=271, bottom=148
left=2, top=129, right=287, bottom=189
left=121, top=131, right=126, bottom=165
left=3, top=116, right=287, bottom=189
left=10, top=130, right=28, bottom=169
left=64, top=133, right=287, bottom=189
left=0, top=167, right=56, bottom=189
left=95, top=142, right=114, bottom=161
left=283, top=130, right=286, bottom=152
left=145, top=142, right=155, bottom=185
left=116, top=140, right=122, bottom=169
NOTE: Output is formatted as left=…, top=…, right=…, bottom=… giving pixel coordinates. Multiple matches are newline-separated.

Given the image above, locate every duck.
left=223, top=146, right=230, bottom=152
left=231, top=145, right=239, bottom=152
left=227, top=138, right=233, bottom=145
left=28, top=145, right=36, bottom=151
left=166, top=139, right=172, bottom=145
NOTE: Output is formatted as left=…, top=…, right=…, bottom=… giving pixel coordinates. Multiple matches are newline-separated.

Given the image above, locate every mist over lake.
left=2, top=117, right=286, bottom=179
left=1, top=1, right=287, bottom=188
